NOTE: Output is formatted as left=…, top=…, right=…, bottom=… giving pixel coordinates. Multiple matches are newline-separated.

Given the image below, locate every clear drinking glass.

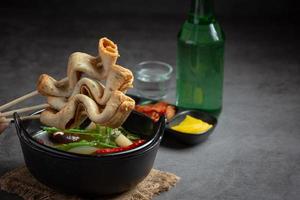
left=134, top=61, right=173, bottom=100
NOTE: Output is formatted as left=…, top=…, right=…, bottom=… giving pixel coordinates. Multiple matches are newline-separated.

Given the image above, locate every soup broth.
left=33, top=125, right=145, bottom=155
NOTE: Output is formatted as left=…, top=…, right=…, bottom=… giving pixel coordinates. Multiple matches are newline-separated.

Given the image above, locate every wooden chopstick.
left=0, top=77, right=68, bottom=113
left=0, top=103, right=49, bottom=117
left=0, top=90, right=39, bottom=112
left=2, top=114, right=41, bottom=123
left=0, top=76, right=69, bottom=125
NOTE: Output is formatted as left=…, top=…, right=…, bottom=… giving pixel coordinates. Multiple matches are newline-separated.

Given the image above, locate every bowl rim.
left=19, top=127, right=164, bottom=161
left=14, top=112, right=165, bottom=160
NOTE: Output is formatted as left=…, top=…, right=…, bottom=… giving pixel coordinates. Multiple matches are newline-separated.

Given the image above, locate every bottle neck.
left=188, top=0, right=215, bottom=24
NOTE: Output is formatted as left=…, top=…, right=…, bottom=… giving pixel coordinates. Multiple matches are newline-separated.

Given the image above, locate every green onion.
left=55, top=140, right=117, bottom=151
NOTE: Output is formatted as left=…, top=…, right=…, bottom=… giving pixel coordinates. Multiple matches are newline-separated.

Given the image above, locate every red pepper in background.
left=96, top=140, right=146, bottom=154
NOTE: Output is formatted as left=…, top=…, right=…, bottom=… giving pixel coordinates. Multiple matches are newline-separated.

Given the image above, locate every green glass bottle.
left=176, top=0, right=225, bottom=116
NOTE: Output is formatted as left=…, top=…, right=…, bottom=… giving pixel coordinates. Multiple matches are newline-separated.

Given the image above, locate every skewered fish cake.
left=40, top=91, right=135, bottom=129
left=37, top=37, right=135, bottom=129
left=37, top=38, right=122, bottom=97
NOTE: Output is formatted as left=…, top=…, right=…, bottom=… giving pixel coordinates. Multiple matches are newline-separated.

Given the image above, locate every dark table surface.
left=0, top=13, right=299, bottom=200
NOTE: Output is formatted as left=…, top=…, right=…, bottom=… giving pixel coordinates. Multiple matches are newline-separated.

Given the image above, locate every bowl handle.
left=157, top=115, right=166, bottom=140
left=13, top=112, right=26, bottom=136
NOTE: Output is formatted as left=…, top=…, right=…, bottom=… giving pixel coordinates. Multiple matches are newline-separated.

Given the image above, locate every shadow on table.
left=160, top=134, right=209, bottom=150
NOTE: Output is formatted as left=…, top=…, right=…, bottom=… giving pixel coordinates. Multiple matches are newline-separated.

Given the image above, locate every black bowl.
left=165, top=110, right=217, bottom=145
left=14, top=111, right=165, bottom=196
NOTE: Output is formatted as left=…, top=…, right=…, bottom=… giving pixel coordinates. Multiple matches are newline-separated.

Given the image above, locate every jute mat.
left=0, top=166, right=180, bottom=200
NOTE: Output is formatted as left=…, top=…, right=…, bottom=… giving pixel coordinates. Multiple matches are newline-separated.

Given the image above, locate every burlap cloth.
left=0, top=166, right=180, bottom=200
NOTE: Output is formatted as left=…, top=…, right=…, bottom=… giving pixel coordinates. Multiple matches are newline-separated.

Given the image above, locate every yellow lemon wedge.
left=171, top=115, right=212, bottom=134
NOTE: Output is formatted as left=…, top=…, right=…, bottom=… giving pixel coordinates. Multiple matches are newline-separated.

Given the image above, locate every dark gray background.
left=0, top=0, right=299, bottom=199
left=1, top=0, right=299, bottom=17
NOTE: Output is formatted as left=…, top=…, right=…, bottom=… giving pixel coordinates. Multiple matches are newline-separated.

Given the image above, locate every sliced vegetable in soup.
left=35, top=123, right=145, bottom=155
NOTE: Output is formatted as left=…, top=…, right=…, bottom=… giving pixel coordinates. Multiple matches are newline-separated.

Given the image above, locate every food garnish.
left=171, top=115, right=212, bottom=134
left=135, top=102, right=175, bottom=122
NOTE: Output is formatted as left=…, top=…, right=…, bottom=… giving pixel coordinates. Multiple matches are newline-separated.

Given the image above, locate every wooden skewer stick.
left=0, top=77, right=68, bottom=113
left=0, top=90, right=39, bottom=112
left=2, top=114, right=41, bottom=123
left=0, top=103, right=49, bottom=117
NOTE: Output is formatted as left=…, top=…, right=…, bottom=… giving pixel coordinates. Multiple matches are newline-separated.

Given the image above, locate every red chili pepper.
left=36, top=139, right=44, bottom=144
left=96, top=140, right=146, bottom=154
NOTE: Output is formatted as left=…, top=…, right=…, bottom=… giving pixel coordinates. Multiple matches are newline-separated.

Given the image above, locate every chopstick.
left=0, top=77, right=68, bottom=125
left=0, top=77, right=68, bottom=113
left=0, top=103, right=49, bottom=117
left=2, top=114, right=41, bottom=123
left=0, top=90, right=39, bottom=112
